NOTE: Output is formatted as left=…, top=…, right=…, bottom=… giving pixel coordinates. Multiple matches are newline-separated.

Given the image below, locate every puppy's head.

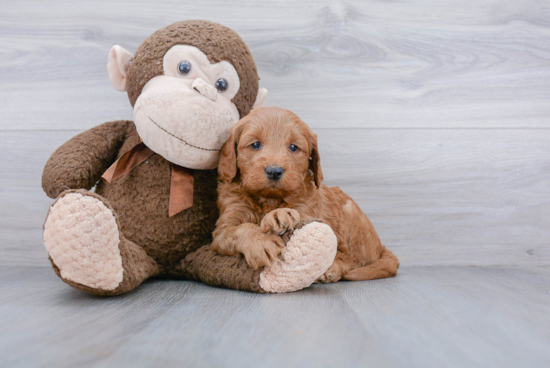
left=218, top=107, right=323, bottom=197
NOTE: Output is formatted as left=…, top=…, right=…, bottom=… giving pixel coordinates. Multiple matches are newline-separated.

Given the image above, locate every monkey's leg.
left=181, top=219, right=337, bottom=293
left=43, top=189, right=159, bottom=296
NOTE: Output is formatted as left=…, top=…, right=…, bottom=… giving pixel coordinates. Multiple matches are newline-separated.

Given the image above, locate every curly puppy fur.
left=212, top=107, right=399, bottom=283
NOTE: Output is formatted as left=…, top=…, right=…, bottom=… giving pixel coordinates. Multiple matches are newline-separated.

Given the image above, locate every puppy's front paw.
left=260, top=208, right=300, bottom=235
left=241, top=233, right=285, bottom=269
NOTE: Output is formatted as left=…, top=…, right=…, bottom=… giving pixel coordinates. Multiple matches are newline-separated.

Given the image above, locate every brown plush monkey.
left=42, top=21, right=337, bottom=295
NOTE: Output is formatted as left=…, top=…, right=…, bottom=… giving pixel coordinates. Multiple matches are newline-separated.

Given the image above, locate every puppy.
left=211, top=107, right=399, bottom=283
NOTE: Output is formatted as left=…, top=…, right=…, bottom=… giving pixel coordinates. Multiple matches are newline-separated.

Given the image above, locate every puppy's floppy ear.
left=218, top=119, right=248, bottom=182
left=308, top=131, right=324, bottom=188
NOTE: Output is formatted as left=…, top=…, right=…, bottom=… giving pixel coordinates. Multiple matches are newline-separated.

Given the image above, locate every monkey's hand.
left=260, top=208, right=301, bottom=235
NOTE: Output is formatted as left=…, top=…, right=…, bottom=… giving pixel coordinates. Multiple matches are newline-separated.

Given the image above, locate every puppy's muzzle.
left=265, top=165, right=284, bottom=181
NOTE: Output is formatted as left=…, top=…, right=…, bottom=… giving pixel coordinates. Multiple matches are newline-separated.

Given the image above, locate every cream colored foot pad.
left=259, top=222, right=337, bottom=293
left=43, top=193, right=123, bottom=290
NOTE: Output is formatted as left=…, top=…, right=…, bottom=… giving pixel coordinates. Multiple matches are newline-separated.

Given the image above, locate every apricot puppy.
left=212, top=107, right=399, bottom=282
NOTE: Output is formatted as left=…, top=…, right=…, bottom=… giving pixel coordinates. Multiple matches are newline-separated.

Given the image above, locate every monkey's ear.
left=218, top=120, right=247, bottom=182
left=107, top=45, right=134, bottom=92
left=309, top=132, right=324, bottom=188
left=252, top=88, right=268, bottom=110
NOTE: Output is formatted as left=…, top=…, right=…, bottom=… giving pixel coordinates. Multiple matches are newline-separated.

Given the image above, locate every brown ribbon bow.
left=101, top=142, right=194, bottom=217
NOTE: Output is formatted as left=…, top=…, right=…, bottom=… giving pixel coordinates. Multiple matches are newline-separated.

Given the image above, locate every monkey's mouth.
left=148, top=116, right=220, bottom=152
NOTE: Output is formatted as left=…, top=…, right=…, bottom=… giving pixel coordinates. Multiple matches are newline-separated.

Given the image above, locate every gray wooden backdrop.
left=1, top=0, right=549, bottom=268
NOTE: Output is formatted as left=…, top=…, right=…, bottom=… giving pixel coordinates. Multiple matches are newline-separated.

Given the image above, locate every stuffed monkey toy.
left=42, top=20, right=337, bottom=296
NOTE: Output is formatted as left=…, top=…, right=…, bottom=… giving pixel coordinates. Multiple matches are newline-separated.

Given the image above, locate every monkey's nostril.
left=191, top=78, right=217, bottom=101
left=265, top=166, right=284, bottom=181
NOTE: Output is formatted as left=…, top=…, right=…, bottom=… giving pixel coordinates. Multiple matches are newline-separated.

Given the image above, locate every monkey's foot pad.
left=259, top=221, right=337, bottom=293
left=43, top=192, right=123, bottom=291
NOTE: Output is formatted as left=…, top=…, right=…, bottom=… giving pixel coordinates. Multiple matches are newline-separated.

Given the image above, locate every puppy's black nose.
left=265, top=165, right=284, bottom=181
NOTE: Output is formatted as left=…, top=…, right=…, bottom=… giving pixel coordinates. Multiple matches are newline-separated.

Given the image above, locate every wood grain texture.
left=1, top=0, right=549, bottom=267
left=2, top=2, right=549, bottom=367
left=1, top=266, right=549, bottom=367
left=1, top=0, right=550, bottom=130
left=1, top=129, right=548, bottom=267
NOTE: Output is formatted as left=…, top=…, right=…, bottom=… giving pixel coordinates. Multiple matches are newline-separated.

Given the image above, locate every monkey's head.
left=107, top=20, right=267, bottom=170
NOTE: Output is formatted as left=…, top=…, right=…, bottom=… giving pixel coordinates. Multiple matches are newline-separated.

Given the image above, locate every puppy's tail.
left=343, top=247, right=400, bottom=281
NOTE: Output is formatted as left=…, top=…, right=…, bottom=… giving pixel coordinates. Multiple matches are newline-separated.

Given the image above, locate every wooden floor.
left=1, top=266, right=549, bottom=368
left=1, top=1, right=549, bottom=367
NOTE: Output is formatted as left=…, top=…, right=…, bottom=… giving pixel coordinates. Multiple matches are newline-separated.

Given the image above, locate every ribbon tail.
left=169, top=164, right=194, bottom=217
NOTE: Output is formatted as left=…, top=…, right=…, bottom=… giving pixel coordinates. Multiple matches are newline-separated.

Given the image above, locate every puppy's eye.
left=178, top=61, right=192, bottom=75
left=289, top=144, right=298, bottom=152
left=251, top=142, right=261, bottom=150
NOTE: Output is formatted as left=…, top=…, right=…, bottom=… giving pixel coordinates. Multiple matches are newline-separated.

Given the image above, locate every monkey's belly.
left=95, top=154, right=219, bottom=275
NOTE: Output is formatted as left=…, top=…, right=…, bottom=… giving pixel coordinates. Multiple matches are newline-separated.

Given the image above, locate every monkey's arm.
left=42, top=120, right=131, bottom=198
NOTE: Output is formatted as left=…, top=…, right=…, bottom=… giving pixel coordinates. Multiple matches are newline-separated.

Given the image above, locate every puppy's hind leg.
left=343, top=247, right=400, bottom=281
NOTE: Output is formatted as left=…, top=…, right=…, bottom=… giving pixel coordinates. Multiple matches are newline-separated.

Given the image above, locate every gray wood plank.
left=1, top=0, right=550, bottom=130
left=1, top=128, right=549, bottom=267
left=320, top=128, right=550, bottom=266
left=0, top=132, right=68, bottom=267
left=341, top=266, right=550, bottom=368
left=1, top=266, right=549, bottom=368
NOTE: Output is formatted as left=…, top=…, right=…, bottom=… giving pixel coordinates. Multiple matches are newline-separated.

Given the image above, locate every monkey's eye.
left=215, top=78, right=229, bottom=92
left=289, top=144, right=298, bottom=152
left=178, top=61, right=192, bottom=75
left=251, top=142, right=261, bottom=150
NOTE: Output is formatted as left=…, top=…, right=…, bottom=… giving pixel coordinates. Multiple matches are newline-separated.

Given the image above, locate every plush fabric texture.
left=44, top=192, right=123, bottom=290
left=46, top=189, right=160, bottom=296
left=126, top=20, right=259, bottom=119
left=191, top=77, right=218, bottom=101
left=43, top=121, right=220, bottom=276
left=180, top=218, right=334, bottom=293
left=42, top=121, right=129, bottom=199
left=180, top=246, right=265, bottom=293
left=162, top=45, right=241, bottom=101
left=134, top=76, right=239, bottom=169
left=107, top=45, right=133, bottom=92
left=259, top=220, right=338, bottom=293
